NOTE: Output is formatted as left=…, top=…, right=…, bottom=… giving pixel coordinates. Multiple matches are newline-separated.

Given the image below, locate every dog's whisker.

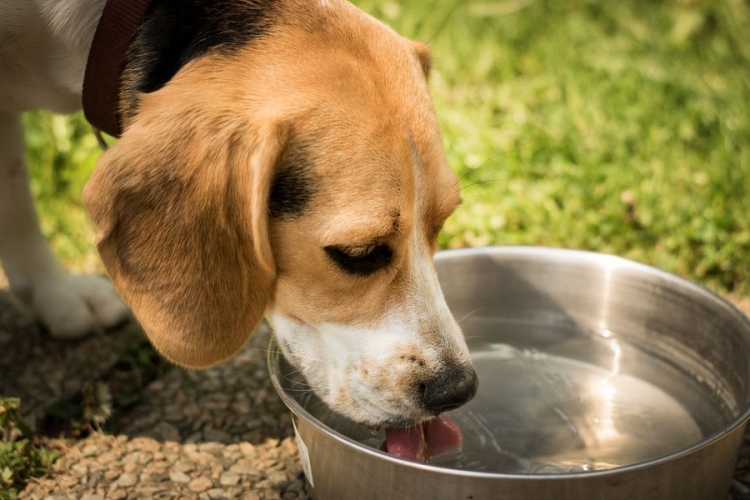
left=459, top=177, right=504, bottom=191
left=255, top=345, right=332, bottom=368
left=450, top=153, right=506, bottom=189
left=457, top=307, right=485, bottom=326
left=282, top=385, right=315, bottom=393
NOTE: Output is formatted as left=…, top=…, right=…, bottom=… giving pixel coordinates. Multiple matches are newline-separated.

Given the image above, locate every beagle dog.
left=0, top=0, right=477, bottom=428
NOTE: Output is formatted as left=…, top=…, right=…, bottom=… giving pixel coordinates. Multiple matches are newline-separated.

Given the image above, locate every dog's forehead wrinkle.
left=317, top=209, right=403, bottom=245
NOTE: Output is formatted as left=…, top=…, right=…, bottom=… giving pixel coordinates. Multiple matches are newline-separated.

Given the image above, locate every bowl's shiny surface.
left=269, top=247, right=750, bottom=499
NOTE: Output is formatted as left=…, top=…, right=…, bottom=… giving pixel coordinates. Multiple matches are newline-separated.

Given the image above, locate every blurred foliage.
left=23, top=112, right=103, bottom=273
left=356, top=0, right=750, bottom=294
left=23, top=0, right=750, bottom=294
left=0, top=398, right=58, bottom=499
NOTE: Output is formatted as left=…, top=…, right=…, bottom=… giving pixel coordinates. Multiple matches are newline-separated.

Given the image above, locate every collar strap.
left=83, top=0, right=154, bottom=138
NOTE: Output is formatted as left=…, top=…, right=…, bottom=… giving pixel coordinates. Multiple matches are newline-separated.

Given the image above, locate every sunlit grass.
left=358, top=0, right=750, bottom=294
left=23, top=0, right=750, bottom=294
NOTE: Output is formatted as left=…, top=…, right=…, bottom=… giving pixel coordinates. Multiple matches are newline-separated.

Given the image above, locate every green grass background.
left=23, top=0, right=750, bottom=295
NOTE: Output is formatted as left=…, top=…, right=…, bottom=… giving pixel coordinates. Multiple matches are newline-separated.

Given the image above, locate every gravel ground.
left=2, top=285, right=750, bottom=499
left=0, top=288, right=308, bottom=500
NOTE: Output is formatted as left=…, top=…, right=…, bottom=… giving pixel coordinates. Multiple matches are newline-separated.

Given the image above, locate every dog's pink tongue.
left=383, top=415, right=462, bottom=461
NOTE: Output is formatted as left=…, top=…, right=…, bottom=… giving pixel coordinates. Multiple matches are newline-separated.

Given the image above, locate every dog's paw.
left=30, top=274, right=131, bottom=339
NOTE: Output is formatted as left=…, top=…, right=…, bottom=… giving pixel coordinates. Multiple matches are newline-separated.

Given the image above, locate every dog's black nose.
left=419, top=364, right=479, bottom=414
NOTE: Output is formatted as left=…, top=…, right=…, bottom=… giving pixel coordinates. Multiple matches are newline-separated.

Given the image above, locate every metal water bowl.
left=269, top=247, right=750, bottom=500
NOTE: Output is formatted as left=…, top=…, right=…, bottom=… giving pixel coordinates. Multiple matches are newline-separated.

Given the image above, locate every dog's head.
left=83, top=0, right=477, bottom=428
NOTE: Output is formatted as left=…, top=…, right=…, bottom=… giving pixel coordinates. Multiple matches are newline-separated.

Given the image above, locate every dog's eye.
left=324, top=244, right=393, bottom=276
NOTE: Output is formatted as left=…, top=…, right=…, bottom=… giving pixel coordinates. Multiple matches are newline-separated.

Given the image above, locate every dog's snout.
left=419, top=364, right=478, bottom=414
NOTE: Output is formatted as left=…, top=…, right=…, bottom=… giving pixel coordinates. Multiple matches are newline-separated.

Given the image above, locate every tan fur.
left=84, top=58, right=285, bottom=367
left=0, top=0, right=475, bottom=425
left=84, top=0, right=461, bottom=373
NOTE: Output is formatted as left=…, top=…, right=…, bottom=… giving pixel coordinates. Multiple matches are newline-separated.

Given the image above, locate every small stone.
left=163, top=441, right=182, bottom=454
left=259, top=490, right=281, bottom=500
left=150, top=422, right=181, bottom=442
left=222, top=448, right=243, bottom=462
left=229, top=463, right=258, bottom=475
left=206, top=488, right=229, bottom=499
left=268, top=471, right=288, bottom=486
left=58, top=476, right=79, bottom=488
left=266, top=438, right=280, bottom=448
left=189, top=477, right=214, bottom=492
left=185, top=450, right=219, bottom=465
left=219, top=473, right=240, bottom=486
left=172, top=460, right=195, bottom=473
left=144, top=462, right=169, bottom=475
left=242, top=494, right=261, bottom=500
left=118, top=472, right=139, bottom=487
left=256, top=459, right=278, bottom=470
left=136, top=484, right=170, bottom=495
left=280, top=438, right=297, bottom=455
left=285, top=479, right=305, bottom=494
left=105, top=469, right=121, bottom=481
left=203, top=429, right=233, bottom=444
left=733, top=479, right=750, bottom=495
left=123, top=462, right=139, bottom=473
left=108, top=490, right=127, bottom=500
left=182, top=403, right=201, bottom=418
left=98, top=452, right=118, bottom=464
left=81, top=445, right=99, bottom=457
left=199, top=442, right=225, bottom=456
left=185, top=432, right=203, bottom=444
left=239, top=442, right=257, bottom=458
left=231, top=400, right=251, bottom=413
left=169, top=470, right=191, bottom=483
left=80, top=495, right=103, bottom=500
left=131, top=437, right=161, bottom=453
left=71, top=463, right=88, bottom=476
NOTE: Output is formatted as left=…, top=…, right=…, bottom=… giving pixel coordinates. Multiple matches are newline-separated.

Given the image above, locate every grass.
left=22, top=0, right=750, bottom=295
left=0, top=398, right=58, bottom=499
left=23, top=112, right=104, bottom=273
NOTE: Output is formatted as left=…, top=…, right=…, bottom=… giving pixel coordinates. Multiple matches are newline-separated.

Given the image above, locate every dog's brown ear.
left=411, top=41, right=432, bottom=78
left=83, top=96, right=284, bottom=369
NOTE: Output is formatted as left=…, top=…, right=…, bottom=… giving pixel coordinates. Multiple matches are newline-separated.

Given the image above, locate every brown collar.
left=83, top=0, right=155, bottom=138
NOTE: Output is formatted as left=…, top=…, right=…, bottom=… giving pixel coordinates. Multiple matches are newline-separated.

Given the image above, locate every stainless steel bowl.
left=268, top=246, right=750, bottom=500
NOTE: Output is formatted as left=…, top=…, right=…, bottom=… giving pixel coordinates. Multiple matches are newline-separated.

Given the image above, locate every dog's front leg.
left=0, top=112, right=130, bottom=338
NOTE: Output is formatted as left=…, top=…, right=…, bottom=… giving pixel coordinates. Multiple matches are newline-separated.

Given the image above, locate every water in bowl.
left=285, top=318, right=736, bottom=474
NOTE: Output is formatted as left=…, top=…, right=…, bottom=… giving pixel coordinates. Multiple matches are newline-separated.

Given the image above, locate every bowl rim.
left=267, top=245, right=750, bottom=480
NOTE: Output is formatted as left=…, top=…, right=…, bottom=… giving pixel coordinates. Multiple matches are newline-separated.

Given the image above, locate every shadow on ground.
left=0, top=289, right=307, bottom=500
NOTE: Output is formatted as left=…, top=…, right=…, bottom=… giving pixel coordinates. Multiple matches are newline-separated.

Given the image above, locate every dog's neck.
left=84, top=0, right=155, bottom=137
left=86, top=0, right=281, bottom=137
left=0, top=0, right=286, bottom=123
left=116, top=0, right=283, bottom=132
left=0, top=0, right=105, bottom=114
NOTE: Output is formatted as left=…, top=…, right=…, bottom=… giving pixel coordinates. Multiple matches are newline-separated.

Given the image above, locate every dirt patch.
left=0, top=289, right=307, bottom=499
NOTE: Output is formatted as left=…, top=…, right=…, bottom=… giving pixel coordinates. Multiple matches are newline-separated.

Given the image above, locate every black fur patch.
left=121, top=0, right=280, bottom=119
left=269, top=143, right=317, bottom=220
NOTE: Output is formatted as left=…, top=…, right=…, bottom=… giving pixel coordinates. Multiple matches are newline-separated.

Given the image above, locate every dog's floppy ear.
left=83, top=96, right=284, bottom=369
left=411, top=41, right=432, bottom=78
